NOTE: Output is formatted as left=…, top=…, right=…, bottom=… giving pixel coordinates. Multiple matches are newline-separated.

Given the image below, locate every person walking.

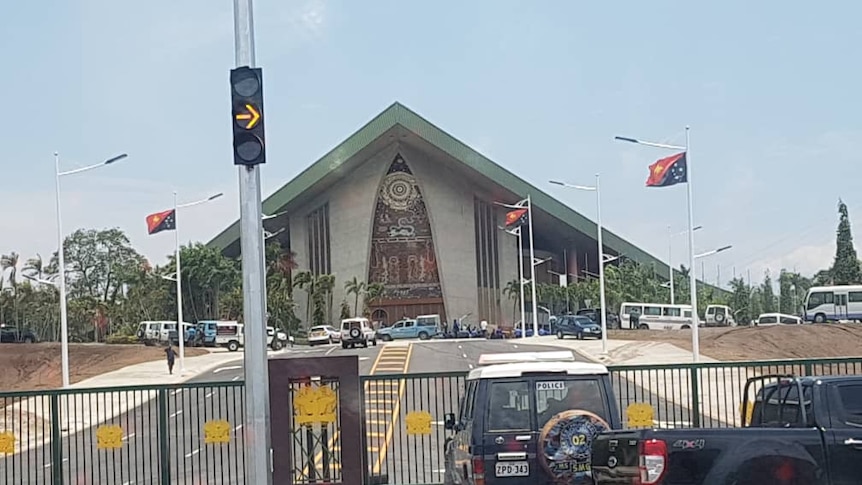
left=165, top=344, right=176, bottom=375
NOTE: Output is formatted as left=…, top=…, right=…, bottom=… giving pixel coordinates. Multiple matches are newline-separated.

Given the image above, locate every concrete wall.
left=399, top=144, right=478, bottom=326
left=290, top=143, right=401, bottom=325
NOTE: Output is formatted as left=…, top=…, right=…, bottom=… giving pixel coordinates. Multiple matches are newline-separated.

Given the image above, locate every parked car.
left=443, top=351, right=620, bottom=485
left=591, top=373, right=862, bottom=484
left=0, top=325, right=38, bottom=343
left=555, top=315, right=603, bottom=340
left=576, top=308, right=620, bottom=329
left=755, top=312, right=803, bottom=326
left=308, top=325, right=340, bottom=346
left=340, top=318, right=377, bottom=348
left=376, top=316, right=439, bottom=341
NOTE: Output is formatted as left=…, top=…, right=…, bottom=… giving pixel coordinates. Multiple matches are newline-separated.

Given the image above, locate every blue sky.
left=2, top=0, right=860, bottom=286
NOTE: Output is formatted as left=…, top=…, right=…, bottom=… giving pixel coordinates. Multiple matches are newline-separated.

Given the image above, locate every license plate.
left=495, top=462, right=529, bottom=477
left=312, top=332, right=323, bottom=337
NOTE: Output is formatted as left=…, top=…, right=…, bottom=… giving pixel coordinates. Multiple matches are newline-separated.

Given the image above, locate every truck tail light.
left=472, top=456, right=485, bottom=485
left=638, top=439, right=667, bottom=484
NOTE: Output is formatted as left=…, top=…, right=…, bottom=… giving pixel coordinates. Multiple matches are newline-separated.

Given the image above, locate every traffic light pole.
left=233, top=0, right=273, bottom=483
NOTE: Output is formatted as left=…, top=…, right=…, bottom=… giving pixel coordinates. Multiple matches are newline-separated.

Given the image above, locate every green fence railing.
left=0, top=381, right=245, bottom=485
left=2, top=357, right=862, bottom=484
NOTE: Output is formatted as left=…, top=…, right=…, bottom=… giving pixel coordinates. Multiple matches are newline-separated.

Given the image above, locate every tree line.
left=0, top=199, right=859, bottom=340
left=0, top=228, right=383, bottom=341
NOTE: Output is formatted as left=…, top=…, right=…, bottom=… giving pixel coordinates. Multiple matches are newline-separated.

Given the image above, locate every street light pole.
left=233, top=0, right=272, bottom=481
left=54, top=153, right=70, bottom=389
left=614, top=130, right=703, bottom=360
left=54, top=151, right=128, bottom=388
left=174, top=192, right=184, bottom=376
left=549, top=177, right=608, bottom=353
left=595, top=174, right=609, bottom=354
left=170, top=191, right=223, bottom=376
left=668, top=225, right=703, bottom=305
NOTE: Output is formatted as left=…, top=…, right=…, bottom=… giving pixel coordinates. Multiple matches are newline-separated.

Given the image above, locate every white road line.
left=123, top=432, right=136, bottom=441
left=205, top=392, right=214, bottom=399
left=468, top=364, right=474, bottom=369
left=326, top=346, right=337, bottom=355
left=458, top=345, right=462, bottom=349
left=462, top=353, right=467, bottom=359
left=234, top=423, right=243, bottom=432
left=232, top=375, right=241, bottom=381
left=171, top=389, right=186, bottom=396
left=359, top=357, right=369, bottom=361
left=513, top=344, right=519, bottom=348
left=185, top=449, right=200, bottom=459
left=213, top=365, right=242, bottom=374
left=170, top=410, right=183, bottom=419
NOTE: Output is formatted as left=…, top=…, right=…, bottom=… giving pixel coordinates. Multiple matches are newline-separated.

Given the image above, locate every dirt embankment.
left=0, top=343, right=208, bottom=391
left=609, top=324, right=862, bottom=361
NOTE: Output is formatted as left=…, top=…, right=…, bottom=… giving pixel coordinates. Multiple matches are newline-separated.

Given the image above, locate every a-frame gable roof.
left=208, top=102, right=670, bottom=277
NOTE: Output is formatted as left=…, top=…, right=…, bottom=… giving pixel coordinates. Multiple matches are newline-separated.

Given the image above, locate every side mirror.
left=444, top=413, right=457, bottom=430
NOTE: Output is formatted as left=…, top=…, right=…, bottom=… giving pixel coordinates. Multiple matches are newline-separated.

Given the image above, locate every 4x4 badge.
left=495, top=436, right=504, bottom=444
left=608, top=456, right=618, bottom=468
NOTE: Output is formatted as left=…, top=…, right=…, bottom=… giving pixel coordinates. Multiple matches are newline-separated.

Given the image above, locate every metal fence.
left=0, top=381, right=245, bottom=484
left=3, top=357, right=862, bottom=484
left=610, top=356, right=862, bottom=428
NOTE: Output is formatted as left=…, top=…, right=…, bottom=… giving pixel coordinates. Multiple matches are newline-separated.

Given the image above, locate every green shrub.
left=106, top=334, right=140, bottom=345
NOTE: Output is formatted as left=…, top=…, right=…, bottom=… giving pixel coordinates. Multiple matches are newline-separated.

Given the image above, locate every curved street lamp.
left=55, top=152, right=129, bottom=388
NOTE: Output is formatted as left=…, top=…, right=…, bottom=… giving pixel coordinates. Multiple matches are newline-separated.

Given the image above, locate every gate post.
left=270, top=355, right=362, bottom=485
left=689, top=366, right=701, bottom=428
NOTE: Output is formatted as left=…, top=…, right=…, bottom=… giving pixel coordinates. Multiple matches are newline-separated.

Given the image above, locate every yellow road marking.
left=300, top=344, right=395, bottom=479
left=372, top=343, right=413, bottom=474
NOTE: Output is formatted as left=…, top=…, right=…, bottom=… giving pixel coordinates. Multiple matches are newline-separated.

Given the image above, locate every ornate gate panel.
left=270, top=356, right=362, bottom=485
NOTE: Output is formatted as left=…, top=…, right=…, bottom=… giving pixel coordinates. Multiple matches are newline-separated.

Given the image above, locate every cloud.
left=752, top=241, right=835, bottom=278
left=1, top=184, right=238, bottom=271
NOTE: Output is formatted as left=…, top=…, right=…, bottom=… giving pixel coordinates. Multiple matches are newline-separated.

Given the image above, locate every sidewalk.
left=517, top=336, right=746, bottom=427
left=5, top=347, right=284, bottom=455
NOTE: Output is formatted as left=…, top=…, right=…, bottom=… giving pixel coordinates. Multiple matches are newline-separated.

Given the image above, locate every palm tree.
left=345, top=277, right=366, bottom=317
left=293, top=271, right=313, bottom=326
left=316, top=274, right=336, bottom=323
left=364, top=282, right=385, bottom=315
left=23, top=254, right=45, bottom=282
left=1, top=252, right=20, bottom=294
left=503, top=279, right=520, bottom=322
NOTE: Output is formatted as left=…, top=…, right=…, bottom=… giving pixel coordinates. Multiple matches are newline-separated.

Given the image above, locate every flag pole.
left=684, top=127, right=700, bottom=362
left=174, top=191, right=185, bottom=375
left=526, top=194, right=539, bottom=337
left=596, top=174, right=609, bottom=354
left=517, top=227, right=526, bottom=335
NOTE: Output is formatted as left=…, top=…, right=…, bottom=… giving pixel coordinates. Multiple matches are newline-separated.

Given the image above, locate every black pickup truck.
left=591, top=374, right=862, bottom=485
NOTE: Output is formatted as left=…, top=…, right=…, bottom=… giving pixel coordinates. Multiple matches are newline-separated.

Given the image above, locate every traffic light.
left=230, top=67, right=266, bottom=166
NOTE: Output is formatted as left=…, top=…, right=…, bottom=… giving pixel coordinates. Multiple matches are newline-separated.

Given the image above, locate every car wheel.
left=228, top=341, right=239, bottom=352
left=382, top=334, right=393, bottom=342
left=638, top=324, right=650, bottom=330
left=23, top=337, right=34, bottom=344
left=681, top=325, right=690, bottom=330
left=342, top=342, right=348, bottom=349
left=556, top=330, right=564, bottom=340
left=272, top=339, right=283, bottom=351
left=418, top=331, right=430, bottom=340
left=577, top=332, right=583, bottom=340
left=814, top=313, right=826, bottom=324
left=372, top=339, right=377, bottom=346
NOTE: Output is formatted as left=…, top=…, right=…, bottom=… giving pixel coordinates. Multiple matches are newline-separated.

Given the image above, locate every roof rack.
left=477, top=351, right=575, bottom=365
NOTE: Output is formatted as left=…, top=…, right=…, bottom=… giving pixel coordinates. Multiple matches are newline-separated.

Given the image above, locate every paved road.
left=2, top=338, right=699, bottom=484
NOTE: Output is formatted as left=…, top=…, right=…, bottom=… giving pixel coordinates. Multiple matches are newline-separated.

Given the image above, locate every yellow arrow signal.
left=235, top=104, right=261, bottom=129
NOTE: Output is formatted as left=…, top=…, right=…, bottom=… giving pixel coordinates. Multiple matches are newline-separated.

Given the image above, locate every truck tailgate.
left=592, top=428, right=826, bottom=484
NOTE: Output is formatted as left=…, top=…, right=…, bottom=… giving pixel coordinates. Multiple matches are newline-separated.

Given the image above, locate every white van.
left=340, top=318, right=377, bottom=348
left=136, top=321, right=178, bottom=345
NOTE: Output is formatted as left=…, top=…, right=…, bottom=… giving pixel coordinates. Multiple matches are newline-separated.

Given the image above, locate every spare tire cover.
left=350, top=327, right=361, bottom=339
left=539, top=409, right=609, bottom=484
